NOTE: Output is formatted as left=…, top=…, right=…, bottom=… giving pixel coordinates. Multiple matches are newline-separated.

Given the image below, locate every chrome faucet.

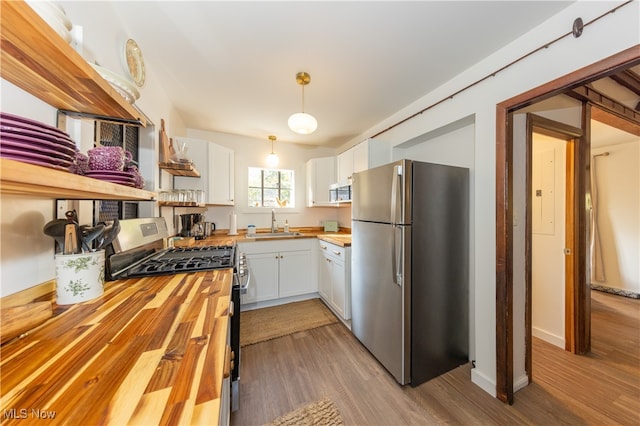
left=271, top=209, right=278, bottom=233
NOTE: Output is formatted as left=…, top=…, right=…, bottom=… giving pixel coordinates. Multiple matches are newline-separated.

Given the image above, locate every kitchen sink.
left=252, top=232, right=304, bottom=238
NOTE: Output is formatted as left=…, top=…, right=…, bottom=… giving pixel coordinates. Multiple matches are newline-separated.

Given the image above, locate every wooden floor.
left=230, top=291, right=639, bottom=425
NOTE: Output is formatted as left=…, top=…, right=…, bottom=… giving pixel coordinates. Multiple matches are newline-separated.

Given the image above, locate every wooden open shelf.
left=158, top=201, right=205, bottom=207
left=0, top=158, right=156, bottom=200
left=0, top=1, right=146, bottom=126
left=159, top=162, right=201, bottom=177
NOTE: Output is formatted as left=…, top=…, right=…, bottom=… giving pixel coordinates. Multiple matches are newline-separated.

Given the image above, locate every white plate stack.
left=26, top=0, right=73, bottom=44
left=90, top=64, right=141, bottom=104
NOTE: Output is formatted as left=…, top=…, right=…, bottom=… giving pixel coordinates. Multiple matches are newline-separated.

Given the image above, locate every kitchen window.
left=248, top=167, right=294, bottom=208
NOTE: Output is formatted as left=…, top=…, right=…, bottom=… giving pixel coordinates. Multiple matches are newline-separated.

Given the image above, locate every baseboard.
left=514, top=373, right=530, bottom=392
left=532, top=327, right=564, bottom=348
left=471, top=367, right=496, bottom=397
left=240, top=292, right=319, bottom=311
left=591, top=284, right=640, bottom=299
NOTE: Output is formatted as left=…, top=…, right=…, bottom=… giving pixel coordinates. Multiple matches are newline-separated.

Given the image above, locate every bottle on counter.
left=247, top=224, right=256, bottom=237
left=284, top=220, right=289, bottom=233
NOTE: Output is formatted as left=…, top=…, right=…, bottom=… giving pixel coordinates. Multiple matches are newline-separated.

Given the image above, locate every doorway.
left=526, top=115, right=583, bottom=385
left=495, top=46, right=640, bottom=404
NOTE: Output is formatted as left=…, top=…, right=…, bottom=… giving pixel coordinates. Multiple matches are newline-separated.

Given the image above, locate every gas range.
left=118, top=245, right=236, bottom=278
left=105, top=218, right=237, bottom=280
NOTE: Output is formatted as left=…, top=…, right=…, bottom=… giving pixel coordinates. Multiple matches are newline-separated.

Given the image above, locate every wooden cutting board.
left=159, top=118, right=171, bottom=163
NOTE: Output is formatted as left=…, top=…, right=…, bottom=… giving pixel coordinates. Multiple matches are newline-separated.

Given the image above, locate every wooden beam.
left=567, top=86, right=640, bottom=124
left=609, top=69, right=640, bottom=97
left=591, top=106, right=640, bottom=136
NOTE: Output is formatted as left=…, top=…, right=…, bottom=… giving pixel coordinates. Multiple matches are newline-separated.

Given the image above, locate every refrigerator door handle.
left=390, top=165, right=402, bottom=225
left=392, top=224, right=403, bottom=286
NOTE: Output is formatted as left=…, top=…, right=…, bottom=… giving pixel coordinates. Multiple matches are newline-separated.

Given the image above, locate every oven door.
left=230, top=281, right=241, bottom=412
left=230, top=252, right=249, bottom=412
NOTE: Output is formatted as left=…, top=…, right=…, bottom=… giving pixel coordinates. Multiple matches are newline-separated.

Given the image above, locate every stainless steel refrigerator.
left=351, top=159, right=469, bottom=386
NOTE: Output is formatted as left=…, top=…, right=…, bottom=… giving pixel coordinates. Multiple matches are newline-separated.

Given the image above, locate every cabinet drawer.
left=317, top=240, right=345, bottom=260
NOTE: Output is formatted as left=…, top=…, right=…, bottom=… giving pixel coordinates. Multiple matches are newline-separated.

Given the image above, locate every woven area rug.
left=267, top=398, right=344, bottom=426
left=241, top=298, right=338, bottom=347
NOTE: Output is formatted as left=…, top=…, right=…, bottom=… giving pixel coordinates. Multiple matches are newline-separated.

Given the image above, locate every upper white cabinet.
left=337, top=139, right=392, bottom=183
left=208, top=143, right=235, bottom=205
left=174, top=138, right=235, bottom=205
left=306, top=157, right=336, bottom=207
left=337, top=147, right=355, bottom=183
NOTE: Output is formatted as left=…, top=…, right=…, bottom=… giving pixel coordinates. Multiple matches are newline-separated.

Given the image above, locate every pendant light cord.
left=370, top=0, right=634, bottom=139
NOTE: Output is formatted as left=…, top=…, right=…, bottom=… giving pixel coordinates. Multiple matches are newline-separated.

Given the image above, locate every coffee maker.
left=180, top=213, right=203, bottom=238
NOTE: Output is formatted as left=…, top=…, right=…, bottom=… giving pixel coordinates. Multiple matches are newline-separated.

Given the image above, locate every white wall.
left=183, top=128, right=341, bottom=232
left=339, top=0, right=639, bottom=396
left=531, top=134, right=567, bottom=348
left=592, top=141, right=640, bottom=294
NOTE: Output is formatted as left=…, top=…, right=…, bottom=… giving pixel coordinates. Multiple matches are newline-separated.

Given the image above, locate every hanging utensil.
left=43, top=219, right=68, bottom=253
left=79, top=223, right=105, bottom=252
left=96, top=219, right=120, bottom=251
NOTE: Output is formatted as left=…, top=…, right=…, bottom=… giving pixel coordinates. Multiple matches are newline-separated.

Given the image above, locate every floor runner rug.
left=241, top=298, right=338, bottom=347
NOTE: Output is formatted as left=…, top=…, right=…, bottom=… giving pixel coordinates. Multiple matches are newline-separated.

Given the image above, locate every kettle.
left=204, top=222, right=216, bottom=236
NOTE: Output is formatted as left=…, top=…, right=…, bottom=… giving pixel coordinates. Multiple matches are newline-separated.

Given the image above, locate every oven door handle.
left=238, top=267, right=250, bottom=294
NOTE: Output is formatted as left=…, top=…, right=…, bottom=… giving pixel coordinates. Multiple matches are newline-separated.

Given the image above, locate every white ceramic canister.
left=54, top=250, right=105, bottom=304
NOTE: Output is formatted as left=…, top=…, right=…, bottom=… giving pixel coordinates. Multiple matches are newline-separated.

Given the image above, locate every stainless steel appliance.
left=329, top=182, right=351, bottom=203
left=104, top=217, right=248, bottom=411
left=351, top=159, right=469, bottom=386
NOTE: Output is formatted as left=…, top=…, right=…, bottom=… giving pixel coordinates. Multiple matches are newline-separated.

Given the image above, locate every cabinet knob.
left=320, top=245, right=327, bottom=250
left=333, top=250, right=341, bottom=256
left=326, top=258, right=331, bottom=263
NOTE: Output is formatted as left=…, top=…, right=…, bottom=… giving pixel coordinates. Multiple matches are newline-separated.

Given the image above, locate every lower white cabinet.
left=239, top=239, right=316, bottom=305
left=317, top=240, right=351, bottom=320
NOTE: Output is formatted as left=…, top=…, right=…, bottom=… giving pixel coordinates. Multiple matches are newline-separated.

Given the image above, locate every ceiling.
left=60, top=1, right=639, bottom=149
left=89, top=0, right=582, bottom=147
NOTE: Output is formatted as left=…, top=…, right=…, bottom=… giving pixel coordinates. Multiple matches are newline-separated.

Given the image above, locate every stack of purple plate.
left=0, top=112, right=78, bottom=171
left=84, top=170, right=137, bottom=187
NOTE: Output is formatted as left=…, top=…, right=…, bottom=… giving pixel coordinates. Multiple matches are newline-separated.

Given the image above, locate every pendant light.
left=266, top=135, right=279, bottom=168
left=288, top=72, right=318, bottom=134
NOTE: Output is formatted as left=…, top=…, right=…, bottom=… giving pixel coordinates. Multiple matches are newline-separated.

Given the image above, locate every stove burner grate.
left=122, top=245, right=236, bottom=277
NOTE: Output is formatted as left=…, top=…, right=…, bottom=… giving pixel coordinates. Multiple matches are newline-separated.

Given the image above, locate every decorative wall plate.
left=124, top=38, right=145, bottom=87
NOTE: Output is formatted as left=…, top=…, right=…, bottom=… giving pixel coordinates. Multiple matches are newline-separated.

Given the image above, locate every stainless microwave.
left=329, top=182, right=351, bottom=203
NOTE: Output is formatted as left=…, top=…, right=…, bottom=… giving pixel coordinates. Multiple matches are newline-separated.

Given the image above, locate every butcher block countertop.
left=0, top=269, right=232, bottom=425
left=192, top=227, right=352, bottom=247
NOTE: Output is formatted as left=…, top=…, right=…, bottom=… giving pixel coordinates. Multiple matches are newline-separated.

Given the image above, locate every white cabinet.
left=241, top=252, right=279, bottom=303
left=306, top=156, right=336, bottom=207
left=174, top=137, right=235, bottom=205
left=337, top=148, right=354, bottom=183
left=352, top=142, right=369, bottom=174
left=317, top=240, right=351, bottom=320
left=208, top=144, right=235, bottom=205
left=336, top=139, right=392, bottom=183
left=239, top=239, right=316, bottom=305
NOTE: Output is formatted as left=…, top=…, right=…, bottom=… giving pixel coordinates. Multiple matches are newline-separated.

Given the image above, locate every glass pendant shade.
left=288, top=112, right=318, bottom=135
left=266, top=135, right=279, bottom=167
left=266, top=152, right=279, bottom=168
